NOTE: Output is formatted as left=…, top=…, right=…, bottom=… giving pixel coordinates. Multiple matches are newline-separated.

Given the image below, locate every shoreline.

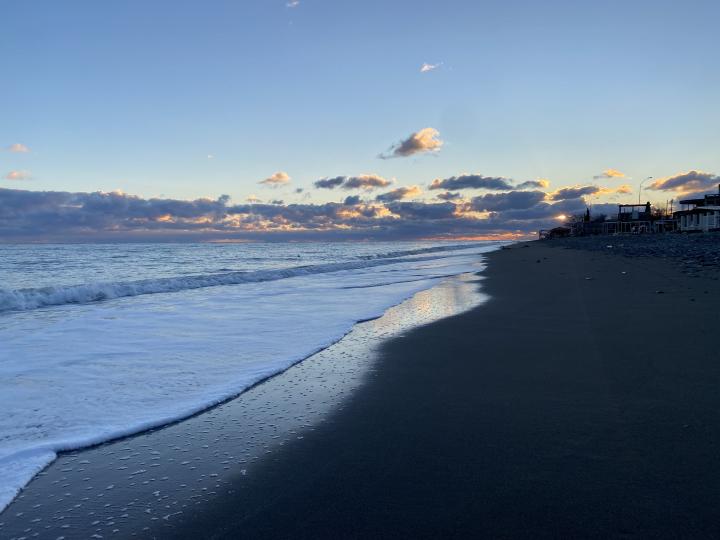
left=0, top=271, right=490, bottom=538
left=165, top=243, right=720, bottom=538
left=0, top=242, right=501, bottom=516
left=162, top=241, right=720, bottom=538
left=3, top=241, right=720, bottom=538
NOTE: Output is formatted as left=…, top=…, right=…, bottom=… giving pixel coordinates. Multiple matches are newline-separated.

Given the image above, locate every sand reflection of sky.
left=1, top=271, right=490, bottom=539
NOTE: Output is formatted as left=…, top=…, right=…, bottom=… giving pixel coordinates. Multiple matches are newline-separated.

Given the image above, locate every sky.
left=2, top=0, right=720, bottom=241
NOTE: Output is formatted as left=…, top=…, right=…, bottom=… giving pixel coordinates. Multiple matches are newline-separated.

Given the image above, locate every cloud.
left=343, top=195, right=362, bottom=206
left=593, top=168, right=626, bottom=180
left=550, top=185, right=601, bottom=201
left=379, top=128, right=443, bottom=159
left=8, top=143, right=30, bottom=153
left=314, top=176, right=345, bottom=189
left=246, top=194, right=261, bottom=203
left=375, top=185, right=422, bottom=202
left=385, top=201, right=458, bottom=220
left=490, top=198, right=587, bottom=223
left=344, top=175, right=392, bottom=190
left=429, top=174, right=513, bottom=191
left=314, top=174, right=392, bottom=190
left=5, top=170, right=31, bottom=181
left=648, top=170, right=720, bottom=194
left=259, top=171, right=291, bottom=186
left=287, top=0, right=300, bottom=7
left=550, top=183, right=636, bottom=201
left=0, top=187, right=588, bottom=242
left=0, top=189, right=231, bottom=232
left=420, top=62, right=441, bottom=73
left=435, top=191, right=462, bottom=201
left=615, top=184, right=633, bottom=194
left=516, top=179, right=550, bottom=189
left=471, top=190, right=547, bottom=212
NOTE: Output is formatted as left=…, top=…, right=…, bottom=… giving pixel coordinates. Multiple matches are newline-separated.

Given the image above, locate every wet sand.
left=167, top=241, right=720, bottom=539
left=4, top=242, right=720, bottom=538
left=0, top=273, right=488, bottom=539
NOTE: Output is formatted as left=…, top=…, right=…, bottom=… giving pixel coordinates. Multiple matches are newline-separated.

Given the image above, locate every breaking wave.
left=0, top=244, right=491, bottom=313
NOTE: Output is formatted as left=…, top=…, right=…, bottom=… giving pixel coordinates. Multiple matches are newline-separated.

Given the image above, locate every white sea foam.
left=0, top=242, right=504, bottom=513
left=0, top=245, right=478, bottom=313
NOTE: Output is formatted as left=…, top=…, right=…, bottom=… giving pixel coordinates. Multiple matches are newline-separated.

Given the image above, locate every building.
left=602, top=203, right=655, bottom=234
left=674, top=187, right=720, bottom=232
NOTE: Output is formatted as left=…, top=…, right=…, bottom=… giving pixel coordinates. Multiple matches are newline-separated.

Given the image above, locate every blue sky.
left=2, top=0, right=720, bottom=240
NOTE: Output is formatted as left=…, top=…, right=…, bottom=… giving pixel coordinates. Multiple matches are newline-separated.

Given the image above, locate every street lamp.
left=639, top=176, right=653, bottom=204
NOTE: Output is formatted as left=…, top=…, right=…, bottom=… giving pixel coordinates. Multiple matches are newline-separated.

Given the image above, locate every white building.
left=675, top=189, right=720, bottom=232
left=677, top=206, right=720, bottom=232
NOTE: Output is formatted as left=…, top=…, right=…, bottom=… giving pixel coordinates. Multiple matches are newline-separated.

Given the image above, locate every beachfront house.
left=602, top=203, right=653, bottom=234
left=543, top=200, right=684, bottom=238
left=674, top=187, right=720, bottom=233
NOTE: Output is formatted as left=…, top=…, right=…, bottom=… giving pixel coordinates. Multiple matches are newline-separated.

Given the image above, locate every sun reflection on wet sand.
left=0, top=271, right=490, bottom=539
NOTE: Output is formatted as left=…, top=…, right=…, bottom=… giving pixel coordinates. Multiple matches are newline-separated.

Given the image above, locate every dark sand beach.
left=3, top=240, right=720, bottom=539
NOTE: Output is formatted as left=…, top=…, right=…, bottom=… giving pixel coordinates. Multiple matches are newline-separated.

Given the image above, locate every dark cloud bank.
left=0, top=187, right=589, bottom=242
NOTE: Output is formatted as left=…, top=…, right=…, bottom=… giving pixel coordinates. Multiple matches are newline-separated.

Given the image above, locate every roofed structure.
left=675, top=185, right=720, bottom=232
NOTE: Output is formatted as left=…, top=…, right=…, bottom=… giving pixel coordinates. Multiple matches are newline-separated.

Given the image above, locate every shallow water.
left=0, top=241, right=504, bottom=513
left=0, top=272, right=489, bottom=539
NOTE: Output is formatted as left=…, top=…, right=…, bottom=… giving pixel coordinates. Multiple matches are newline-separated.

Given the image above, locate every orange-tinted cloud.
left=0, top=185, right=594, bottom=241
left=648, top=170, right=720, bottom=194
left=259, top=171, right=291, bottom=186
left=375, top=185, right=422, bottom=202
left=615, top=184, right=633, bottom=194
left=380, top=128, right=443, bottom=159
left=516, top=178, right=550, bottom=189
left=593, top=168, right=626, bottom=179
left=5, top=170, right=31, bottom=180
left=8, top=143, right=30, bottom=153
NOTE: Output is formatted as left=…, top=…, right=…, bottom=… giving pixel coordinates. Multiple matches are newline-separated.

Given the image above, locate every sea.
left=0, top=240, right=504, bottom=512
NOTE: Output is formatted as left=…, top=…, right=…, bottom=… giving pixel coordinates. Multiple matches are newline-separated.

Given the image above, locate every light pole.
left=639, top=176, right=653, bottom=204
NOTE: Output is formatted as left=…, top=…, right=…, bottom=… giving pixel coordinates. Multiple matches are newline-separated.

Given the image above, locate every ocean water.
left=0, top=240, right=504, bottom=513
